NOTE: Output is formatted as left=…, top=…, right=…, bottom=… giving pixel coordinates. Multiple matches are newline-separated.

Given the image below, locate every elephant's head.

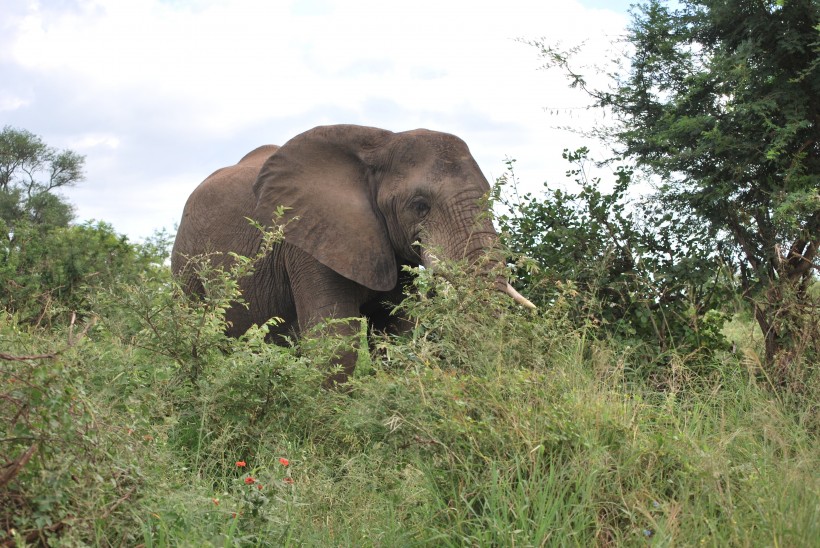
left=253, top=124, right=533, bottom=307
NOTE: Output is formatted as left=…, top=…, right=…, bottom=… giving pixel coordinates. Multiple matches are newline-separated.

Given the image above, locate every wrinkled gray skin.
left=172, top=124, right=528, bottom=384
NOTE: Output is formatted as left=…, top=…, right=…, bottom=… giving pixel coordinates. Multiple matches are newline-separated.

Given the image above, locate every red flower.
left=257, top=483, right=264, bottom=490
left=244, top=476, right=256, bottom=485
left=283, top=477, right=294, bottom=485
left=279, top=457, right=290, bottom=467
left=236, top=461, right=246, bottom=467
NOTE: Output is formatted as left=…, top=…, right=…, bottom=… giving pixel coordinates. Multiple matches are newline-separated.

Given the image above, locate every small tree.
left=537, top=0, right=819, bottom=382
left=0, top=126, right=84, bottom=231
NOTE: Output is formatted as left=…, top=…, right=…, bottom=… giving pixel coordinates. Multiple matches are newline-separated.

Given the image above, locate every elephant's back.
left=238, top=144, right=280, bottom=167
left=172, top=144, right=283, bottom=274
left=172, top=161, right=263, bottom=273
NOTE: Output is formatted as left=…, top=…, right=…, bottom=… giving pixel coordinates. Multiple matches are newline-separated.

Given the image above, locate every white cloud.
left=68, top=133, right=121, bottom=150
left=1, top=0, right=628, bottom=240
left=0, top=91, right=30, bottom=111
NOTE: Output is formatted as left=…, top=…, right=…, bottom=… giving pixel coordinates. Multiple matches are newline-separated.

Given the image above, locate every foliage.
left=0, top=315, right=146, bottom=546
left=0, top=128, right=172, bottom=326
left=95, top=217, right=287, bottom=385
left=0, top=221, right=171, bottom=326
left=2, top=255, right=818, bottom=545
left=0, top=126, right=84, bottom=231
left=535, top=0, right=819, bottom=384
left=0, top=104, right=816, bottom=543
left=494, top=148, right=734, bottom=363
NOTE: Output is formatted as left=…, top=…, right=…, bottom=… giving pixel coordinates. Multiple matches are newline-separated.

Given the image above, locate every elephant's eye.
left=409, top=197, right=431, bottom=219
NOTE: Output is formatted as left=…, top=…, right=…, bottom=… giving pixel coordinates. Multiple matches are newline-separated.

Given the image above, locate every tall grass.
left=1, top=264, right=817, bottom=545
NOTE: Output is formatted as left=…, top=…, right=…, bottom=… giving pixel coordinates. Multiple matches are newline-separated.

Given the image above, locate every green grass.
left=1, top=269, right=818, bottom=546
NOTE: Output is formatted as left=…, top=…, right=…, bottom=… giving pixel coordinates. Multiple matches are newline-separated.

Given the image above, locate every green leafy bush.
left=0, top=315, right=147, bottom=545
left=1, top=126, right=172, bottom=327
left=0, top=221, right=170, bottom=326
left=493, top=149, right=735, bottom=367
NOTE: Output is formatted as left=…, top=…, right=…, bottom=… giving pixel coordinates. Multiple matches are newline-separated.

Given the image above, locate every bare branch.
left=0, top=313, right=95, bottom=362
left=0, top=351, right=59, bottom=361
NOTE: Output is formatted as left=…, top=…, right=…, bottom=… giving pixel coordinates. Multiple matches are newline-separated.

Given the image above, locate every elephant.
left=171, top=124, right=533, bottom=384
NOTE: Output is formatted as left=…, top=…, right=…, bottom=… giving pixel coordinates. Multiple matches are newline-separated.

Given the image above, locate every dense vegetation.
left=3, top=254, right=817, bottom=545
left=2, top=1, right=817, bottom=545
left=536, top=0, right=819, bottom=385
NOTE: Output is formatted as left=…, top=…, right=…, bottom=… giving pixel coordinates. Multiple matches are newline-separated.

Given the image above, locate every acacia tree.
left=540, top=0, right=819, bottom=378
left=0, top=126, right=84, bottom=231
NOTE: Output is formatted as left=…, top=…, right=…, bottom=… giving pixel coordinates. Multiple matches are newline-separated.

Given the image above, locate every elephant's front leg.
left=285, top=248, right=369, bottom=386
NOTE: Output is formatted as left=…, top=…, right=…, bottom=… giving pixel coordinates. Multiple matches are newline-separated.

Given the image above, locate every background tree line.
left=0, top=126, right=170, bottom=326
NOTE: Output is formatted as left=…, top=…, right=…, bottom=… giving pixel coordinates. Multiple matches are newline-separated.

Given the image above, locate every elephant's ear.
left=253, top=125, right=397, bottom=292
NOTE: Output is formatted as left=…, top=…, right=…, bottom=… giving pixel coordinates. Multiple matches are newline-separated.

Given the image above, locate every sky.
left=1, top=0, right=632, bottom=241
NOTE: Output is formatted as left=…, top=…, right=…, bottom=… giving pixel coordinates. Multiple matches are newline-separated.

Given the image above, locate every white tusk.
left=420, top=248, right=439, bottom=269
left=505, top=282, right=537, bottom=310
